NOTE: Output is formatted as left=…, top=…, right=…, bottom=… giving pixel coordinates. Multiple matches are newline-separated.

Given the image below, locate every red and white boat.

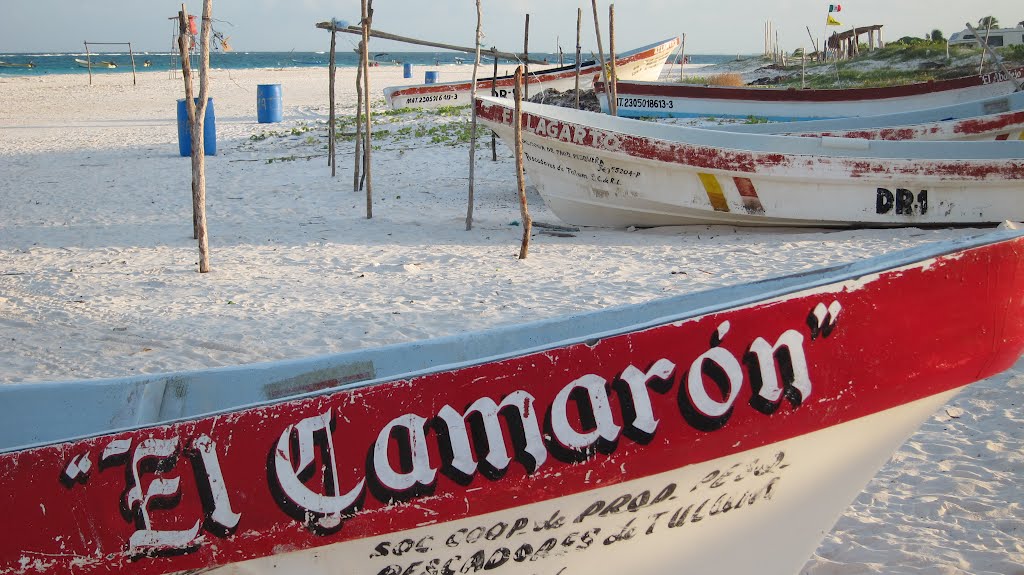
left=475, top=96, right=1024, bottom=228
left=383, top=37, right=679, bottom=110
left=707, top=91, right=1024, bottom=141
left=595, top=67, right=1024, bottom=121
left=2, top=227, right=1024, bottom=575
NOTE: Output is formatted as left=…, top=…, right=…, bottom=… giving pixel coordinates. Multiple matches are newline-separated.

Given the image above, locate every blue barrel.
left=403, top=62, right=412, bottom=78
left=176, top=98, right=216, bottom=156
left=424, top=71, right=439, bottom=84
left=257, top=84, right=283, bottom=123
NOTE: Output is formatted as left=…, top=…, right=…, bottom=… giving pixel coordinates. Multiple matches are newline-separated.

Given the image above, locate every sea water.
left=0, top=51, right=735, bottom=77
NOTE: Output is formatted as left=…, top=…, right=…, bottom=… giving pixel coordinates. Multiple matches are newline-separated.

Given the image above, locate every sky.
left=1, top=1, right=1021, bottom=55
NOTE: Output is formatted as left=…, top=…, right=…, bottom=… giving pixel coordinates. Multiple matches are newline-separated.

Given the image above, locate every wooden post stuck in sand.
left=678, top=32, right=686, bottom=82
left=608, top=4, right=618, bottom=116
left=513, top=67, right=532, bottom=260
left=491, top=47, right=498, bottom=161
left=176, top=14, right=197, bottom=239
left=591, top=0, right=613, bottom=115
left=575, top=8, right=582, bottom=109
left=128, top=42, right=137, bottom=86
left=361, top=0, right=374, bottom=219
left=466, top=0, right=482, bottom=231
left=523, top=14, right=530, bottom=100
left=83, top=43, right=93, bottom=85
left=354, top=48, right=363, bottom=192
left=328, top=28, right=336, bottom=175
left=178, top=1, right=212, bottom=273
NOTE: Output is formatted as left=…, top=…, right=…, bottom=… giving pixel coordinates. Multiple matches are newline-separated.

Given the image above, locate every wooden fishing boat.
left=596, top=66, right=1024, bottom=120
left=2, top=226, right=1023, bottom=575
left=0, top=60, right=35, bottom=68
left=383, top=37, right=679, bottom=110
left=476, top=96, right=1024, bottom=228
left=704, top=91, right=1024, bottom=141
left=76, top=58, right=117, bottom=69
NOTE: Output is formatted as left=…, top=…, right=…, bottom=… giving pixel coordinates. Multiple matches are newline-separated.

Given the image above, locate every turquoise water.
left=0, top=51, right=734, bottom=76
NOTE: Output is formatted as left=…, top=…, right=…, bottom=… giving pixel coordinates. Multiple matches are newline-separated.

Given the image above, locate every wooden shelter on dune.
left=827, top=24, right=884, bottom=59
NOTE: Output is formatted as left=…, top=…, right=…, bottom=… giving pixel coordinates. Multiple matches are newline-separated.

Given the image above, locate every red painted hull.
left=2, top=232, right=1024, bottom=575
left=599, top=67, right=1024, bottom=120
left=600, top=67, right=1024, bottom=103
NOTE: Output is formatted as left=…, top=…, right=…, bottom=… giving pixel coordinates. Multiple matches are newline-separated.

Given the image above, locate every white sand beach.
left=0, top=64, right=1021, bottom=573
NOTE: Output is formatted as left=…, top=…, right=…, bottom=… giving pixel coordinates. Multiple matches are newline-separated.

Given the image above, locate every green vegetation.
left=764, top=42, right=1024, bottom=90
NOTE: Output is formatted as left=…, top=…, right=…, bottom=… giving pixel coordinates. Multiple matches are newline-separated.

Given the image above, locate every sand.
left=0, top=64, right=1021, bottom=573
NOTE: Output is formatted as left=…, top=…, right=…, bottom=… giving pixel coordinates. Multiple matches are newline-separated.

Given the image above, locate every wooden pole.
left=354, top=48, right=363, bottom=191
left=608, top=4, right=617, bottom=116
left=361, top=0, right=374, bottom=219
left=128, top=42, right=137, bottom=85
left=328, top=29, right=336, bottom=175
left=806, top=26, right=819, bottom=60
left=466, top=0, right=482, bottom=231
left=316, top=22, right=547, bottom=65
left=574, top=8, right=582, bottom=109
left=591, top=0, right=613, bottom=115
left=491, top=47, right=498, bottom=161
left=979, top=23, right=992, bottom=73
left=84, top=42, right=93, bottom=85
left=802, top=47, right=806, bottom=88
left=179, top=1, right=212, bottom=273
left=177, top=10, right=197, bottom=239
left=194, top=0, right=212, bottom=273
left=965, top=22, right=1023, bottom=91
left=678, top=32, right=686, bottom=82
left=523, top=14, right=530, bottom=100
left=513, top=67, right=531, bottom=260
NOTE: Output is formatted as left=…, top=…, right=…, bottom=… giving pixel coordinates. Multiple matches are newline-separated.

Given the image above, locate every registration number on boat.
left=406, top=93, right=459, bottom=104
left=617, top=97, right=674, bottom=109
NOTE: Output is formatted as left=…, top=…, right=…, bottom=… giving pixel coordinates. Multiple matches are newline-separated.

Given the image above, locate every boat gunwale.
left=477, top=95, right=1024, bottom=167
left=383, top=36, right=679, bottom=99
left=597, top=66, right=1024, bottom=102
left=703, top=91, right=1024, bottom=136
left=3, top=226, right=1023, bottom=454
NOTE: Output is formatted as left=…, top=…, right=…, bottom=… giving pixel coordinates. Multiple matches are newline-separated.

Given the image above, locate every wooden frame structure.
left=82, top=41, right=138, bottom=85
left=826, top=25, right=884, bottom=59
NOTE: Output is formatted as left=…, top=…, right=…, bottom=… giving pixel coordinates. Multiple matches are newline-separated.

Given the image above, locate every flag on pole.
left=829, top=4, right=842, bottom=12
left=827, top=14, right=842, bottom=26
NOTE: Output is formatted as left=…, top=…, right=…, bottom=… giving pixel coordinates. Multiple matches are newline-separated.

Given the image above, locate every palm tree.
left=978, top=16, right=999, bottom=30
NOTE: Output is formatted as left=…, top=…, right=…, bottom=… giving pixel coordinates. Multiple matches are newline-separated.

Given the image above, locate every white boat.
left=596, top=67, right=1024, bottom=120
left=2, top=227, right=1023, bottom=575
left=383, top=37, right=680, bottom=110
left=705, top=91, right=1024, bottom=141
left=75, top=58, right=117, bottom=69
left=475, top=95, right=1024, bottom=228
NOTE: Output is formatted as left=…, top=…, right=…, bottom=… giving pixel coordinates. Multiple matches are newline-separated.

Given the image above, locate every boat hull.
left=2, top=228, right=1024, bottom=575
left=383, top=37, right=679, bottom=110
left=708, top=92, right=1024, bottom=141
left=597, top=67, right=1024, bottom=120
left=209, top=391, right=957, bottom=574
left=476, top=97, right=1024, bottom=228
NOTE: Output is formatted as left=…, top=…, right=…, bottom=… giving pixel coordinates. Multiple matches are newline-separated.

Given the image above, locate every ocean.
left=0, top=51, right=735, bottom=77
